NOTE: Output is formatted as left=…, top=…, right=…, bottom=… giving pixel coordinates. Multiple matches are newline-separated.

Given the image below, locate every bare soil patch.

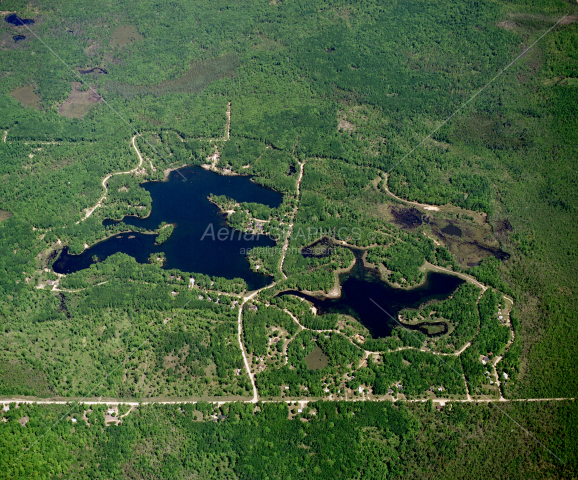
left=338, top=119, right=356, bottom=132
left=0, top=210, right=12, bottom=222
left=58, top=82, right=101, bottom=118
left=11, top=86, right=41, bottom=109
left=111, top=25, right=143, bottom=47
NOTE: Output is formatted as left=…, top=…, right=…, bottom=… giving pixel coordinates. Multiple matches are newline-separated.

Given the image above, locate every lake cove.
left=53, top=166, right=282, bottom=290
left=280, top=251, right=464, bottom=338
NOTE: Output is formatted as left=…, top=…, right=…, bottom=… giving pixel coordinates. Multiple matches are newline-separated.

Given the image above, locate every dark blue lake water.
left=53, top=166, right=282, bottom=290
left=5, top=14, right=34, bottom=25
left=280, top=252, right=464, bottom=338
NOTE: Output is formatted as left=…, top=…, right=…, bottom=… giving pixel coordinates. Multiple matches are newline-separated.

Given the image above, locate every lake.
left=53, top=166, right=282, bottom=290
left=280, top=250, right=464, bottom=338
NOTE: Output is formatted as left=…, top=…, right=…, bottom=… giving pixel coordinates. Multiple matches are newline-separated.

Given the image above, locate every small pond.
left=5, top=14, right=34, bottom=25
left=441, top=223, right=462, bottom=237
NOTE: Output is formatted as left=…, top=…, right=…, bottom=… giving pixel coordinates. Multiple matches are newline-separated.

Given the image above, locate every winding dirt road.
left=279, top=161, right=304, bottom=279
left=77, top=134, right=144, bottom=223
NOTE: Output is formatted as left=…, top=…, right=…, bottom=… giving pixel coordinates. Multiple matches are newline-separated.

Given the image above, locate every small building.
left=503, top=372, right=508, bottom=380
left=170, top=291, right=178, bottom=296
left=71, top=418, right=77, bottom=423
left=189, top=278, right=195, bottom=288
left=198, top=295, right=203, bottom=300
left=388, top=388, right=394, bottom=394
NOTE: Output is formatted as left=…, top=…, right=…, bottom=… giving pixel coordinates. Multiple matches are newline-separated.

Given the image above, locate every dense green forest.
left=0, top=400, right=576, bottom=479
left=0, top=0, right=577, bottom=475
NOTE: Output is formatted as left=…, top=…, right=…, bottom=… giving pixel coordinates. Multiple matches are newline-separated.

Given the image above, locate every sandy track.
left=279, top=161, right=304, bottom=279
left=77, top=134, right=144, bottom=223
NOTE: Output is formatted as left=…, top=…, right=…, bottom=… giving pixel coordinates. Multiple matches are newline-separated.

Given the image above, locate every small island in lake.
left=155, top=222, right=174, bottom=245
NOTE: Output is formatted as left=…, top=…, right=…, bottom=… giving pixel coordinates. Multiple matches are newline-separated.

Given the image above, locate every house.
left=198, top=295, right=203, bottom=300
left=437, top=386, right=443, bottom=392
left=297, top=409, right=302, bottom=413
left=170, top=291, right=178, bottom=296
left=189, top=277, right=195, bottom=287
left=503, top=372, right=508, bottom=380
left=358, top=387, right=363, bottom=393
left=388, top=388, right=394, bottom=394
left=3, top=405, right=9, bottom=412
left=249, top=305, right=258, bottom=312
left=482, top=356, right=490, bottom=364
left=71, top=418, right=77, bottom=423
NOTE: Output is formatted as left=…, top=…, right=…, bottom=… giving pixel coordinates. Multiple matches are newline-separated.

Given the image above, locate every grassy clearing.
left=111, top=25, right=143, bottom=47
left=10, top=85, right=41, bottom=109
left=58, top=82, right=101, bottom=118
